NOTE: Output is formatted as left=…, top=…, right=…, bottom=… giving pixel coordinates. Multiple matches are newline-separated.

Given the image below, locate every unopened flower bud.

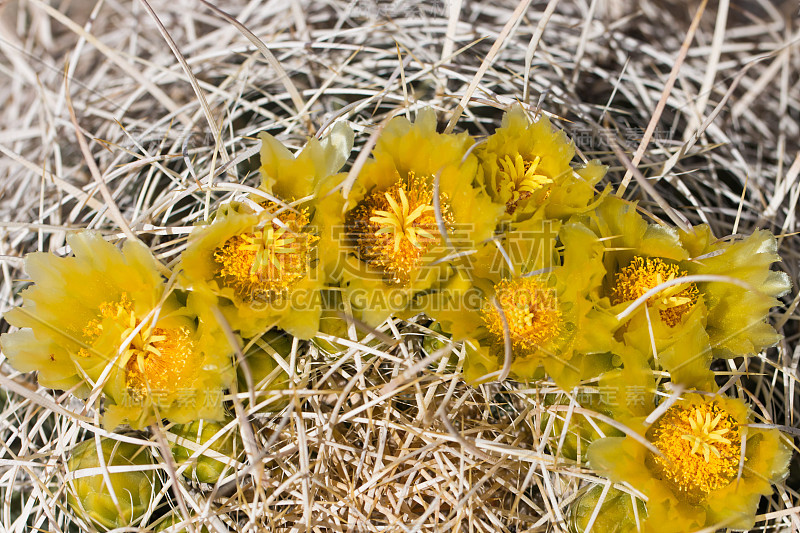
left=236, top=330, right=291, bottom=413
left=67, top=437, right=160, bottom=531
left=153, top=509, right=210, bottom=532
left=170, top=420, right=242, bottom=484
left=568, top=485, right=645, bottom=533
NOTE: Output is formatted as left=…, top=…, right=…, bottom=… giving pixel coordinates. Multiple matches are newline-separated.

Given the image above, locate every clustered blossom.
left=0, top=104, right=792, bottom=531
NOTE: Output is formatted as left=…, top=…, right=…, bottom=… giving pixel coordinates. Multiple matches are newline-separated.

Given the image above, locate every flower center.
left=347, top=172, right=454, bottom=284
left=610, top=256, right=699, bottom=327
left=81, top=294, right=199, bottom=399
left=124, top=325, right=196, bottom=399
left=213, top=205, right=316, bottom=302
left=647, top=402, right=741, bottom=500
left=481, top=277, right=561, bottom=353
left=497, top=154, right=553, bottom=214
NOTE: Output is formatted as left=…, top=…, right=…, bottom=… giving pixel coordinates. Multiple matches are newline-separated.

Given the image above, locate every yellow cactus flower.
left=466, top=104, right=607, bottom=285
left=67, top=437, right=161, bottom=531
left=588, top=393, right=792, bottom=532
left=575, top=197, right=790, bottom=388
left=461, top=276, right=616, bottom=389
left=679, top=224, right=791, bottom=358
left=475, top=104, right=607, bottom=222
left=179, top=124, right=353, bottom=340
left=180, top=202, right=323, bottom=339
left=418, top=224, right=617, bottom=389
left=316, top=109, right=504, bottom=327
left=575, top=197, right=713, bottom=387
left=1, top=232, right=233, bottom=429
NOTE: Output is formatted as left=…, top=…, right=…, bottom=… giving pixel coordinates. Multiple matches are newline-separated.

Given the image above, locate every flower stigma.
left=348, top=172, right=454, bottom=284
left=647, top=402, right=741, bottom=501
left=213, top=205, right=316, bottom=302
left=497, top=154, right=553, bottom=214
left=482, top=277, right=561, bottom=354
left=611, top=256, right=699, bottom=327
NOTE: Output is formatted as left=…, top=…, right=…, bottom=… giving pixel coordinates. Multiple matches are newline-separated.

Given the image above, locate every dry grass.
left=0, top=0, right=798, bottom=531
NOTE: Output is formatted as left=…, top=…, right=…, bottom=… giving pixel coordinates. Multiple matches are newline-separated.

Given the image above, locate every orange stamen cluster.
left=611, top=256, right=699, bottom=327
left=214, top=205, right=316, bottom=302
left=81, top=293, right=198, bottom=400
left=482, top=277, right=561, bottom=354
left=348, top=172, right=453, bottom=284
left=647, top=402, right=741, bottom=501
